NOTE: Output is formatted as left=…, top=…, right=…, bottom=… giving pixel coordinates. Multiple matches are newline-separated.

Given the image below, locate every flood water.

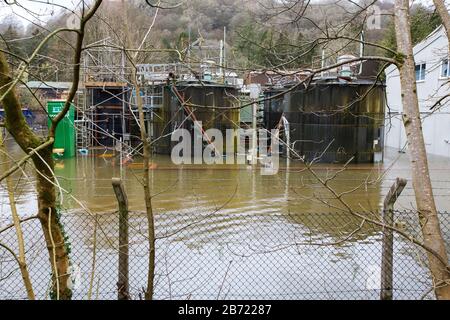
left=1, top=138, right=450, bottom=299
left=2, top=139, right=450, bottom=222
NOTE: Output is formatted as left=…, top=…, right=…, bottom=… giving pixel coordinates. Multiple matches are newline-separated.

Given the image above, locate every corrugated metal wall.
left=153, top=84, right=240, bottom=154
left=265, top=81, right=385, bottom=163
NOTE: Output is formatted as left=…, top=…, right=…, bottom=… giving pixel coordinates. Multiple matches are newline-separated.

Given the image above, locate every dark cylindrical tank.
left=264, top=79, right=385, bottom=163
left=153, top=83, right=240, bottom=154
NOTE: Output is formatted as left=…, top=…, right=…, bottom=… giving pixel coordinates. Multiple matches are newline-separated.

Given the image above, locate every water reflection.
left=3, top=141, right=450, bottom=237
left=2, top=140, right=447, bottom=299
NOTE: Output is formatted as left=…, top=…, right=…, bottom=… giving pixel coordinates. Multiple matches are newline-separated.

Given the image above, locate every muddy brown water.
left=1, top=139, right=450, bottom=299
left=3, top=140, right=450, bottom=220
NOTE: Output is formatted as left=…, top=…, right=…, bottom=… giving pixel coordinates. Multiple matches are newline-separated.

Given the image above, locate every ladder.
left=74, top=89, right=94, bottom=152
left=74, top=119, right=89, bottom=151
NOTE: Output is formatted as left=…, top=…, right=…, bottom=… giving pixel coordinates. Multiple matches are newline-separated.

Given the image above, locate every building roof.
left=385, top=24, right=446, bottom=75
left=413, top=25, right=446, bottom=56
left=175, top=80, right=238, bottom=89
left=83, top=81, right=127, bottom=88
left=265, top=77, right=384, bottom=91
left=23, top=81, right=72, bottom=90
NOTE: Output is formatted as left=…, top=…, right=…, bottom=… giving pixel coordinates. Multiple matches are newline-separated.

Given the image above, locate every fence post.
left=112, top=177, right=130, bottom=300
left=380, top=177, right=407, bottom=300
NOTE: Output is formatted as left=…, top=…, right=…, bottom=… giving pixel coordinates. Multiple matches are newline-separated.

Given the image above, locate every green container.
left=47, top=100, right=75, bottom=158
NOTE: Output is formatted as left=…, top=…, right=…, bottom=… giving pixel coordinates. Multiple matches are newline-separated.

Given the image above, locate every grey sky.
left=0, top=0, right=92, bottom=27
left=0, top=0, right=444, bottom=28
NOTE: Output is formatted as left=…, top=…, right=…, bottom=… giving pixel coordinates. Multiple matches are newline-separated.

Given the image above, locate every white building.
left=384, top=25, right=450, bottom=158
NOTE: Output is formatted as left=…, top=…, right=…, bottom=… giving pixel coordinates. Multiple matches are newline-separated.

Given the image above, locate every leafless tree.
left=0, top=0, right=102, bottom=299
left=393, top=0, right=450, bottom=299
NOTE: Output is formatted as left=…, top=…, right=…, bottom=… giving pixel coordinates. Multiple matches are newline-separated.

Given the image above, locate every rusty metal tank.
left=152, top=82, right=240, bottom=154
left=264, top=78, right=386, bottom=163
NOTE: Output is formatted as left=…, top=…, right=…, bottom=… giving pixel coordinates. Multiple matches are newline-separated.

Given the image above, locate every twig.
left=0, top=138, right=54, bottom=183
left=48, top=207, right=59, bottom=300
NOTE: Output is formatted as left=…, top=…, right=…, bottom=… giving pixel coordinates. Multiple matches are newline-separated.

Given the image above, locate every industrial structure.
left=264, top=77, right=385, bottom=163
left=75, top=38, right=131, bottom=152
left=148, top=82, right=240, bottom=155
left=72, top=36, right=242, bottom=157
left=25, top=35, right=387, bottom=164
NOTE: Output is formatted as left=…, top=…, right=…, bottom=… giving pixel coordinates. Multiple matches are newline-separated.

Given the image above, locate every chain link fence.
left=0, top=209, right=449, bottom=300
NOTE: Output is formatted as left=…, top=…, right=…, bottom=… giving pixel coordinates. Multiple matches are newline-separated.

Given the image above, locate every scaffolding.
left=76, top=35, right=241, bottom=154
left=77, top=38, right=131, bottom=153
left=136, top=29, right=233, bottom=86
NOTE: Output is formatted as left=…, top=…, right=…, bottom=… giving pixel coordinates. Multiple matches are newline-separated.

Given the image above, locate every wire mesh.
left=0, top=210, right=448, bottom=300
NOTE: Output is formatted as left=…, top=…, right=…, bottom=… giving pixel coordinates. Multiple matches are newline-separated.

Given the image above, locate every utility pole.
left=223, top=26, right=226, bottom=84
left=249, top=84, right=260, bottom=165
left=219, top=39, right=224, bottom=80
left=252, top=100, right=257, bottom=164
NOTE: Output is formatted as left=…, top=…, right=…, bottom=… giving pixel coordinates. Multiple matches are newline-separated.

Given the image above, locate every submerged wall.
left=264, top=79, right=386, bottom=163
left=152, top=83, right=240, bottom=155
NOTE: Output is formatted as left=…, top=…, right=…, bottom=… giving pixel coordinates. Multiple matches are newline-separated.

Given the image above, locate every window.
left=415, top=63, right=426, bottom=81
left=441, top=59, right=449, bottom=78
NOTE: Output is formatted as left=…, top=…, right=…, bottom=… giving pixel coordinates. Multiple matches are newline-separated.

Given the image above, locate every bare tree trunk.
left=433, top=0, right=450, bottom=49
left=0, top=1, right=102, bottom=299
left=122, top=0, right=156, bottom=300
left=394, top=0, right=450, bottom=299
left=135, top=79, right=155, bottom=300
left=0, top=53, right=72, bottom=299
left=33, top=147, right=72, bottom=299
left=0, top=130, right=35, bottom=299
